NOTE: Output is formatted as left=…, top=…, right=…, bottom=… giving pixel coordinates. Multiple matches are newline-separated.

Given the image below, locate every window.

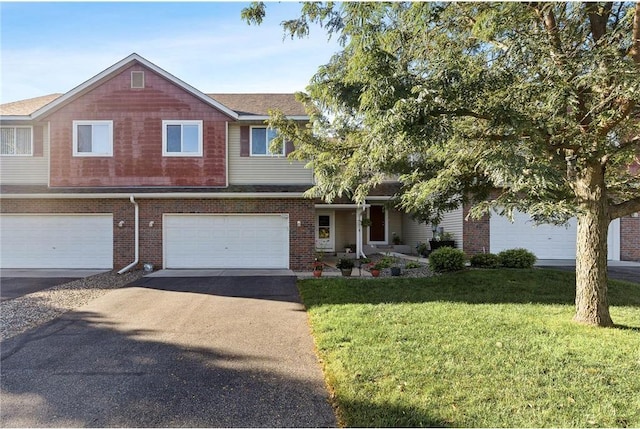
left=73, top=121, right=113, bottom=156
left=1, top=126, right=33, bottom=156
left=162, top=120, right=203, bottom=157
left=250, top=126, right=283, bottom=156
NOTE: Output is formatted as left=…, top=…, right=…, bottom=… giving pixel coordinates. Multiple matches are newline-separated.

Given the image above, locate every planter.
left=313, top=270, right=322, bottom=277
left=429, top=240, right=455, bottom=251
left=340, top=268, right=353, bottom=277
left=390, top=267, right=401, bottom=276
left=370, top=269, right=380, bottom=277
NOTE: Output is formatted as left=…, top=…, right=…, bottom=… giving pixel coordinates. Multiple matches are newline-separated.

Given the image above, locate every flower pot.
left=370, top=269, right=380, bottom=277
left=340, top=268, right=352, bottom=277
left=429, top=240, right=455, bottom=251
left=390, top=267, right=401, bottom=276
left=313, top=270, right=322, bottom=277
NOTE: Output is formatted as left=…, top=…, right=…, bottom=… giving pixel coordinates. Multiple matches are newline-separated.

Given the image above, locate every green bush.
left=428, top=247, right=466, bottom=273
left=375, top=256, right=395, bottom=269
left=405, top=261, right=422, bottom=269
left=498, top=248, right=537, bottom=268
left=470, top=253, right=500, bottom=268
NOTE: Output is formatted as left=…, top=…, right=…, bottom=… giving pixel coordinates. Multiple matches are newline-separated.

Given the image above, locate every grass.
left=298, top=269, right=640, bottom=428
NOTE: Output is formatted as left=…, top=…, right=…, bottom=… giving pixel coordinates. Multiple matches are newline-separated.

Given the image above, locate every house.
left=1, top=54, right=637, bottom=271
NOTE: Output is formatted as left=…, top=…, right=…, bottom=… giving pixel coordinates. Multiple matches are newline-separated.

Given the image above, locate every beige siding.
left=388, top=209, right=403, bottom=244
left=227, top=124, right=313, bottom=185
left=439, top=206, right=464, bottom=249
left=403, top=214, right=431, bottom=248
left=334, top=210, right=357, bottom=251
left=0, top=123, right=48, bottom=185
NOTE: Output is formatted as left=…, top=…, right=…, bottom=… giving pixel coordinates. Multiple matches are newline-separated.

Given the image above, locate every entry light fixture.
left=118, top=220, right=125, bottom=227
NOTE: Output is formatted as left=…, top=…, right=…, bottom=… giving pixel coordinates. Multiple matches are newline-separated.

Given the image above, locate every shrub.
left=375, top=256, right=395, bottom=269
left=336, top=258, right=355, bottom=269
left=428, top=247, right=466, bottom=273
left=470, top=253, right=500, bottom=268
left=405, top=261, right=422, bottom=269
left=498, top=248, right=537, bottom=268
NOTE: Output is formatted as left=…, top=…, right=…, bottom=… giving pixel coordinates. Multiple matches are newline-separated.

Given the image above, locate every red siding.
left=46, top=63, right=230, bottom=187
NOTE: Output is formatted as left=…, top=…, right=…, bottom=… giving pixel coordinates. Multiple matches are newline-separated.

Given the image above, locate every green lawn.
left=298, top=269, right=640, bottom=428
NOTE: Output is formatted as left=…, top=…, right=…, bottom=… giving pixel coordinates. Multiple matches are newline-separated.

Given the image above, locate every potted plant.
left=369, top=261, right=383, bottom=277
left=429, top=231, right=455, bottom=251
left=390, top=265, right=402, bottom=276
left=392, top=233, right=402, bottom=245
left=312, top=255, right=324, bottom=277
left=336, top=258, right=355, bottom=277
left=416, top=242, right=430, bottom=257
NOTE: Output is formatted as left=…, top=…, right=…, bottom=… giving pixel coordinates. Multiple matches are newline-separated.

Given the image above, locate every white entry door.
left=315, top=211, right=334, bottom=252
left=163, top=214, right=289, bottom=269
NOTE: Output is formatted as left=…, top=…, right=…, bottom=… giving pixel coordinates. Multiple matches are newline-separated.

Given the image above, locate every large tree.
left=243, top=2, right=640, bottom=327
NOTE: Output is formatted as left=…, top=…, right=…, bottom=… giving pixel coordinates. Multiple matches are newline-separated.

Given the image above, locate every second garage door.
left=490, top=210, right=620, bottom=260
left=0, top=214, right=113, bottom=269
left=163, top=214, right=290, bottom=269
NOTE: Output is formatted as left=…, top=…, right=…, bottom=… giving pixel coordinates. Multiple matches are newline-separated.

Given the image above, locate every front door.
left=315, top=212, right=335, bottom=251
left=369, top=205, right=386, bottom=242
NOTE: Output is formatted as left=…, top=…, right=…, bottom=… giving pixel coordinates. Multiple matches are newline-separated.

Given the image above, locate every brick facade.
left=462, top=202, right=490, bottom=256
left=46, top=64, right=230, bottom=188
left=620, top=215, right=640, bottom=262
left=1, top=197, right=316, bottom=271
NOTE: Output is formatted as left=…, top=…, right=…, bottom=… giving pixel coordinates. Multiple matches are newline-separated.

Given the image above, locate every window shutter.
left=285, top=140, right=294, bottom=156
left=240, top=126, right=250, bottom=157
left=33, top=125, right=44, bottom=157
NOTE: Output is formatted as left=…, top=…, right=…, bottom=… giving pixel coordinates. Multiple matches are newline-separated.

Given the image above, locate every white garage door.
left=490, top=210, right=620, bottom=260
left=163, top=214, right=289, bottom=269
left=0, top=214, right=113, bottom=269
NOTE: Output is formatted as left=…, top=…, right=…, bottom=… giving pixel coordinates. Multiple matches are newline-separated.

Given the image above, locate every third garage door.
left=163, top=214, right=289, bottom=269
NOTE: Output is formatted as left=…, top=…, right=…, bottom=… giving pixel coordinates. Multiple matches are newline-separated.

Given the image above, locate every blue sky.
left=0, top=2, right=341, bottom=103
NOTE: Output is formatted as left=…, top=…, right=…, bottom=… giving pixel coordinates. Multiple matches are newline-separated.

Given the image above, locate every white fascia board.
left=237, top=115, right=310, bottom=121
left=366, top=196, right=394, bottom=201
left=315, top=204, right=371, bottom=209
left=31, top=53, right=239, bottom=120
left=0, top=116, right=33, bottom=122
left=0, top=192, right=307, bottom=199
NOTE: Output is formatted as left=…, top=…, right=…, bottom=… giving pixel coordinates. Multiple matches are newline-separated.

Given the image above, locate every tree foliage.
left=243, top=2, right=640, bottom=326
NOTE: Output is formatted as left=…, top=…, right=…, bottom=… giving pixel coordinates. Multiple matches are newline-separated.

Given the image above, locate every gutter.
left=0, top=192, right=308, bottom=199
left=117, top=195, right=139, bottom=274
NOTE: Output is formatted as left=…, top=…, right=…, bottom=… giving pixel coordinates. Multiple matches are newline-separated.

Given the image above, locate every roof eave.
left=237, top=115, right=309, bottom=121
left=0, top=115, right=33, bottom=121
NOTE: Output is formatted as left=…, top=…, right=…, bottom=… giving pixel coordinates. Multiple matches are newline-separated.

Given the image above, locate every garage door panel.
left=490, top=211, right=620, bottom=260
left=0, top=214, right=113, bottom=269
left=164, top=214, right=289, bottom=269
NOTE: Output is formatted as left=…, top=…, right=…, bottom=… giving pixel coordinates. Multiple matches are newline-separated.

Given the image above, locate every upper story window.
left=251, top=126, right=283, bottom=156
left=162, top=120, right=203, bottom=157
left=73, top=120, right=113, bottom=157
left=1, top=126, right=33, bottom=156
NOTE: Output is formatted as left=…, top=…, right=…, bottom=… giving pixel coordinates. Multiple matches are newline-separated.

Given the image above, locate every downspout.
left=118, top=195, right=139, bottom=274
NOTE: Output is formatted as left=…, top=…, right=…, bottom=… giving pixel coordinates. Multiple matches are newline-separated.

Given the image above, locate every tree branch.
left=609, top=195, right=640, bottom=220
left=630, top=2, right=640, bottom=64
left=586, top=2, right=613, bottom=42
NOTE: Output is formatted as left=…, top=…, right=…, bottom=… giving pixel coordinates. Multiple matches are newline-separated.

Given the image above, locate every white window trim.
left=72, top=120, right=113, bottom=157
left=0, top=126, right=33, bottom=156
left=250, top=125, right=284, bottom=157
left=162, top=120, right=203, bottom=157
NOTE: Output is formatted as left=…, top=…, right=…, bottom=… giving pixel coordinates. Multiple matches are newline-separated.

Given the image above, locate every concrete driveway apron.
left=0, top=273, right=337, bottom=428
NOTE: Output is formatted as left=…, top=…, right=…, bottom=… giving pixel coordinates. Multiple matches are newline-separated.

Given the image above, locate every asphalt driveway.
left=0, top=269, right=108, bottom=301
left=0, top=275, right=337, bottom=427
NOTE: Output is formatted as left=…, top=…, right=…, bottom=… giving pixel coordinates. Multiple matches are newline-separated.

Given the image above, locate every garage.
left=0, top=214, right=114, bottom=269
left=490, top=210, right=620, bottom=260
left=163, top=214, right=290, bottom=269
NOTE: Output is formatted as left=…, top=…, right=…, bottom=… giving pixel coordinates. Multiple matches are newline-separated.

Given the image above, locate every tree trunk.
left=573, top=161, right=613, bottom=327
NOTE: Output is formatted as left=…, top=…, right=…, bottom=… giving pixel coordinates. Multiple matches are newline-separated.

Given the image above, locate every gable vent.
left=131, top=71, right=145, bottom=89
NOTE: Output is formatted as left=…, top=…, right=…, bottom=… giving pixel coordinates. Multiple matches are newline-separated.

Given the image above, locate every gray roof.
left=0, top=93, right=306, bottom=118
